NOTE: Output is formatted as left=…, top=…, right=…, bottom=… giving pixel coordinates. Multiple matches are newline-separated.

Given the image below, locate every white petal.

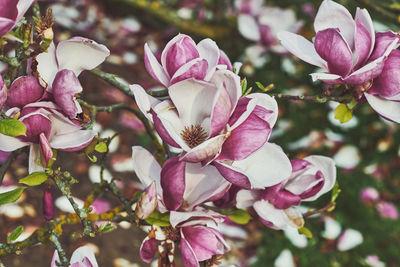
left=29, top=144, right=44, bottom=174
left=365, top=93, right=400, bottom=123
left=70, top=246, right=98, bottom=267
left=50, top=129, right=96, bottom=150
left=56, top=37, right=110, bottom=77
left=277, top=31, right=326, bottom=68
left=55, top=196, right=84, bottom=213
left=310, top=72, right=341, bottom=82
left=247, top=93, right=279, bottom=128
left=197, top=38, right=220, bottom=79
left=236, top=189, right=258, bottom=209
left=274, top=249, right=295, bottom=267
left=238, top=14, right=260, bottom=42
left=337, top=229, right=363, bottom=251
left=16, top=0, right=36, bottom=23
left=36, top=42, right=58, bottom=88
left=284, top=226, right=308, bottom=248
left=321, top=217, right=342, bottom=240
left=314, top=0, right=355, bottom=48
left=130, top=84, right=160, bottom=123
left=144, top=43, right=170, bottom=87
left=253, top=200, right=292, bottom=230
left=0, top=134, right=28, bottom=151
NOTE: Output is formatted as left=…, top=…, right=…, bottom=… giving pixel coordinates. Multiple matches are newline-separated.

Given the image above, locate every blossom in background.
left=35, top=37, right=110, bottom=118
left=144, top=33, right=232, bottom=87
left=0, top=102, right=97, bottom=173
left=51, top=246, right=98, bottom=267
left=0, top=0, right=35, bottom=36
left=236, top=155, right=336, bottom=230
left=278, top=0, right=400, bottom=123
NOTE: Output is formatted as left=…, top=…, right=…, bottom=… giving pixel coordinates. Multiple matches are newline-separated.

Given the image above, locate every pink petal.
left=160, top=157, right=186, bottom=211
left=144, top=43, right=170, bottom=87
left=19, top=112, right=52, bottom=143
left=314, top=29, right=353, bottom=77
left=39, top=132, right=53, bottom=166
left=70, top=246, right=98, bottom=267
left=197, top=38, right=221, bottom=80
left=50, top=250, right=60, bottom=267
left=56, top=37, right=110, bottom=77
left=314, top=0, right=355, bottom=48
left=218, top=50, right=232, bottom=70
left=170, top=58, right=208, bottom=85
left=277, top=31, right=326, bottom=69
left=368, top=31, right=399, bottom=62
left=180, top=235, right=200, bottom=267
left=136, top=181, right=158, bottom=219
left=364, top=93, right=400, bottom=123
left=6, top=76, right=44, bottom=108
left=354, top=8, right=375, bottom=59
left=214, top=161, right=252, bottom=189
left=262, top=184, right=302, bottom=209
left=353, top=19, right=372, bottom=69
left=0, top=75, right=6, bottom=109
left=140, top=236, right=158, bottom=263
left=0, top=0, right=18, bottom=20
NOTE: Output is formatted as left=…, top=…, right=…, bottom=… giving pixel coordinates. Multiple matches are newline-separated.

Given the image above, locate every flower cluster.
left=131, top=33, right=337, bottom=266
left=278, top=0, right=400, bottom=123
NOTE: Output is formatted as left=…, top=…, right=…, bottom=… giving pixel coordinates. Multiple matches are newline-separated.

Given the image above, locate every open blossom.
left=5, top=76, right=44, bottom=108
left=236, top=156, right=336, bottom=230
left=51, top=246, right=98, bottom=267
left=35, top=37, right=109, bottom=118
left=0, top=0, right=35, bottom=36
left=0, top=102, right=96, bottom=173
left=144, top=33, right=232, bottom=87
left=238, top=4, right=302, bottom=53
left=278, top=0, right=399, bottom=85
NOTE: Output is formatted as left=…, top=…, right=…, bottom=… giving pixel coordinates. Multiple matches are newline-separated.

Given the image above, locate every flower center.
left=164, top=227, right=181, bottom=242
left=180, top=124, right=207, bottom=149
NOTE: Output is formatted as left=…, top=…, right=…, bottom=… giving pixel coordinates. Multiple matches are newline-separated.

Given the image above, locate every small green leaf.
left=0, top=118, right=26, bottom=137
left=145, top=211, right=170, bottom=226
left=98, top=222, right=117, bottom=233
left=0, top=187, right=26, bottom=205
left=243, top=87, right=253, bottom=96
left=298, top=226, right=313, bottom=238
left=334, top=104, right=352, bottom=123
left=255, top=82, right=265, bottom=90
left=95, top=142, right=108, bottom=153
left=229, top=209, right=251, bottom=225
left=241, top=78, right=247, bottom=94
left=19, top=172, right=48, bottom=186
left=87, top=154, right=97, bottom=162
left=331, top=181, right=341, bottom=202
left=8, top=226, right=24, bottom=243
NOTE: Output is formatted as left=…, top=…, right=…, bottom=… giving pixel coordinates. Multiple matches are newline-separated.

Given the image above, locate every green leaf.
left=334, top=104, right=352, bottom=123
left=8, top=226, right=24, bottom=243
left=331, top=181, right=341, bottom=202
left=0, top=187, right=26, bottom=205
left=229, top=209, right=251, bottom=225
left=95, top=142, right=108, bottom=153
left=87, top=154, right=97, bottom=162
left=145, top=211, right=170, bottom=226
left=241, top=78, right=247, bottom=94
left=0, top=118, right=26, bottom=137
left=255, top=81, right=265, bottom=90
left=98, top=222, right=117, bottom=233
left=298, top=226, right=313, bottom=238
left=19, top=172, right=48, bottom=186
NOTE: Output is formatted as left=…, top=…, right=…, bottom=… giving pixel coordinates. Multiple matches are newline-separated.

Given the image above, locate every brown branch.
left=303, top=202, right=335, bottom=218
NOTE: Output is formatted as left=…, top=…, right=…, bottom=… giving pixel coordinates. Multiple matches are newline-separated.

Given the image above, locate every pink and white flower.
left=51, top=246, right=98, bottom=267
left=144, top=33, right=232, bottom=87
left=236, top=155, right=336, bottom=230
left=278, top=0, right=399, bottom=85
left=0, top=102, right=97, bottom=173
left=0, top=0, right=35, bottom=36
left=5, top=76, right=44, bottom=108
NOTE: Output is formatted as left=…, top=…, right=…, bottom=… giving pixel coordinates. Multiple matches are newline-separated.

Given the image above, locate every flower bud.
left=377, top=201, right=398, bottom=220
left=135, top=181, right=157, bottom=220
left=0, top=75, right=7, bottom=109
left=360, top=187, right=379, bottom=205
left=43, top=186, right=54, bottom=221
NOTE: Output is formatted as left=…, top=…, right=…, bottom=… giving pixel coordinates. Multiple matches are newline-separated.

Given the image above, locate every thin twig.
left=303, top=202, right=335, bottom=218
left=270, top=93, right=352, bottom=104
left=49, top=233, right=69, bottom=267
left=0, top=149, right=24, bottom=186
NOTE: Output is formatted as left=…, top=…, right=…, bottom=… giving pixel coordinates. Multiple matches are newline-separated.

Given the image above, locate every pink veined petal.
left=36, top=42, right=59, bottom=88
left=144, top=43, right=170, bottom=87
left=353, top=19, right=373, bottom=70
left=277, top=31, right=327, bottom=69
left=160, top=157, right=186, bottom=211
left=246, top=93, right=278, bottom=128
left=261, top=184, right=302, bottom=209
left=39, top=132, right=53, bottom=166
left=0, top=17, right=15, bottom=36
left=364, top=93, right=400, bottom=123
left=70, top=246, right=98, bottom=267
left=130, top=84, right=160, bottom=123
left=170, top=58, right=208, bottom=85
left=343, top=56, right=385, bottom=85
left=140, top=236, right=158, bottom=263
left=19, top=112, right=52, bottom=143
left=210, top=84, right=232, bottom=136
left=169, top=78, right=217, bottom=129
left=368, top=31, right=400, bottom=62
left=29, top=144, right=45, bottom=174
left=218, top=49, right=232, bottom=70
left=314, top=0, right=356, bottom=48
left=56, top=37, right=110, bottom=77
left=179, top=134, right=226, bottom=163
left=131, top=146, right=162, bottom=192
left=15, top=0, right=36, bottom=22
left=162, top=34, right=200, bottom=77
left=355, top=7, right=375, bottom=59
left=181, top=226, right=225, bottom=261
left=314, top=28, right=353, bottom=77
left=180, top=233, right=200, bottom=267
left=237, top=14, right=261, bottom=42
left=0, top=0, right=18, bottom=20
left=183, top=163, right=230, bottom=210
left=214, top=161, right=252, bottom=189
left=197, top=38, right=221, bottom=80
left=6, top=76, right=44, bottom=108
left=368, top=50, right=400, bottom=98
left=219, top=112, right=271, bottom=161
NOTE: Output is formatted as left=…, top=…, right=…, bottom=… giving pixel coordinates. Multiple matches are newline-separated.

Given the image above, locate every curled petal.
left=144, top=43, right=170, bottom=87
left=368, top=31, right=399, bottom=62
left=70, top=246, right=98, bottom=267
left=130, top=84, right=160, bottom=122
left=39, top=132, right=53, bottom=166
left=179, top=134, right=226, bottom=163
left=170, top=58, right=208, bottom=85
left=140, top=236, right=158, bottom=263
left=36, top=42, right=58, bottom=88
left=161, top=157, right=186, bottom=211
left=354, top=7, right=375, bottom=62
left=354, top=19, right=372, bottom=69
left=136, top=181, right=158, bottom=220
left=364, top=93, right=400, bottom=123
left=218, top=50, right=232, bottom=70
left=6, top=76, right=44, bottom=108
left=131, top=146, right=162, bottom=190
left=197, top=38, right=220, bottom=80
left=180, top=234, right=200, bottom=267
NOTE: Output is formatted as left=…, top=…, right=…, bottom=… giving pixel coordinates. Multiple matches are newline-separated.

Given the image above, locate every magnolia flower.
left=5, top=76, right=44, bottom=108
left=0, top=102, right=97, bottom=173
left=144, top=33, right=232, bottom=87
left=140, top=215, right=229, bottom=267
left=377, top=201, right=398, bottom=220
left=236, top=155, right=336, bottom=230
left=0, top=74, right=6, bottom=109
left=0, top=0, right=35, bottom=36
left=238, top=6, right=302, bottom=53
left=278, top=0, right=399, bottom=85
left=131, top=146, right=230, bottom=212
left=360, top=187, right=380, bottom=204
left=35, top=37, right=109, bottom=118
left=51, top=246, right=98, bottom=267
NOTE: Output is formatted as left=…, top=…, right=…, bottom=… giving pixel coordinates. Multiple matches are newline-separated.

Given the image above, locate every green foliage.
left=229, top=209, right=252, bottom=225
left=19, top=172, right=48, bottom=186
left=334, top=104, right=353, bottom=123
left=0, top=187, right=26, bottom=205
left=145, top=211, right=170, bottom=226
left=7, top=226, right=24, bottom=243
left=0, top=118, right=26, bottom=137
left=95, top=142, right=108, bottom=153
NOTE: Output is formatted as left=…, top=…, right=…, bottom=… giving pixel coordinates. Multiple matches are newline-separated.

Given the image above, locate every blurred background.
left=1, top=0, right=400, bottom=266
